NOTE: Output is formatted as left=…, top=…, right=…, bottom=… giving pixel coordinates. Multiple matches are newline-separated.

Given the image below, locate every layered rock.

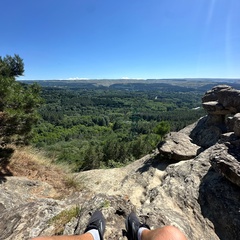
left=157, top=132, right=201, bottom=161
left=202, top=85, right=240, bottom=114
left=210, top=142, right=240, bottom=187
left=202, top=85, right=240, bottom=135
left=231, top=113, right=240, bottom=137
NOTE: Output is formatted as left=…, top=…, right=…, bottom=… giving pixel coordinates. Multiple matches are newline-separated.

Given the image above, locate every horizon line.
left=18, top=77, right=240, bottom=81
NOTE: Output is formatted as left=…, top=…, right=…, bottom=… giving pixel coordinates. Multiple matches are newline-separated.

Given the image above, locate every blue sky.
left=1, top=0, right=240, bottom=80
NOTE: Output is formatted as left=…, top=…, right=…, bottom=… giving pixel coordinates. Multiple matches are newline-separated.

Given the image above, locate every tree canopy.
left=30, top=83, right=205, bottom=171
left=0, top=54, right=24, bottom=78
left=0, top=54, right=42, bottom=146
left=154, top=121, right=170, bottom=140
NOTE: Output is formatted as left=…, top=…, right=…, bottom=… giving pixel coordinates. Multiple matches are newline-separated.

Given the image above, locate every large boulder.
left=202, top=85, right=240, bottom=131
left=202, top=101, right=229, bottom=115
left=210, top=143, right=240, bottom=187
left=232, top=113, right=240, bottom=137
left=202, top=85, right=240, bottom=114
left=188, top=116, right=223, bottom=148
left=197, top=165, right=240, bottom=240
left=157, top=132, right=201, bottom=161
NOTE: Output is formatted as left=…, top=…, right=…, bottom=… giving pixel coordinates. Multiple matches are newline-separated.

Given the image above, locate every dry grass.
left=1, top=145, right=83, bottom=198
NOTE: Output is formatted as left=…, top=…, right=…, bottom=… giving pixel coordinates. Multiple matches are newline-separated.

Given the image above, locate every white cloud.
left=68, top=77, right=90, bottom=80
left=121, top=77, right=146, bottom=80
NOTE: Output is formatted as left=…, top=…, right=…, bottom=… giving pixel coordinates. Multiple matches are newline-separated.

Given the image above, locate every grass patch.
left=64, top=175, right=84, bottom=191
left=49, top=206, right=81, bottom=235
left=101, top=200, right=110, bottom=208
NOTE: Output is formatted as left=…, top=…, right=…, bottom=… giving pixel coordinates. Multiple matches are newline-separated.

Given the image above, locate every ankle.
left=84, top=232, right=95, bottom=240
left=138, top=228, right=150, bottom=240
left=86, top=229, right=100, bottom=240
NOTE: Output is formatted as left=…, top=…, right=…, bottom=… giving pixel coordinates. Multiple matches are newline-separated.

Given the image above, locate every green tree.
left=154, top=121, right=170, bottom=140
left=0, top=54, right=42, bottom=146
left=0, top=54, right=24, bottom=77
left=82, top=144, right=103, bottom=170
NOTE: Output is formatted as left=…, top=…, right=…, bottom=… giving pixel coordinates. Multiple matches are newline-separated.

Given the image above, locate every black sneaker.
left=125, top=212, right=150, bottom=240
left=84, top=210, right=106, bottom=240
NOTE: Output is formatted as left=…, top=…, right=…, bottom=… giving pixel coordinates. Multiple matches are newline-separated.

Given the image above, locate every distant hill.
left=20, top=78, right=240, bottom=92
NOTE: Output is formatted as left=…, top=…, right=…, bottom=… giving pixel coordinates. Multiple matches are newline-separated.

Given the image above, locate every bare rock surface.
left=232, top=113, right=240, bottom=137
left=0, top=176, right=58, bottom=209
left=0, top=199, right=65, bottom=240
left=188, top=116, right=223, bottom=148
left=1, top=147, right=239, bottom=240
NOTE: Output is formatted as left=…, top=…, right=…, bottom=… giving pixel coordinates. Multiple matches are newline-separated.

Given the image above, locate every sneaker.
left=84, top=210, right=106, bottom=240
left=125, top=212, right=150, bottom=240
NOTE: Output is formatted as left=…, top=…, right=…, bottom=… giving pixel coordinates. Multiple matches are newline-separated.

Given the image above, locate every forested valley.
left=2, top=55, right=239, bottom=172
left=29, top=80, right=208, bottom=171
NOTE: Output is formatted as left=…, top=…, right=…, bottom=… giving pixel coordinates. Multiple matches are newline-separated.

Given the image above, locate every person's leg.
left=126, top=212, right=187, bottom=240
left=32, top=232, right=93, bottom=240
left=32, top=210, right=105, bottom=240
left=141, top=226, right=187, bottom=240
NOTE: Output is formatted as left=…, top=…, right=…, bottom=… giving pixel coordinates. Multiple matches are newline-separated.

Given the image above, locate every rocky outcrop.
left=210, top=142, right=240, bottom=187
left=1, top=147, right=240, bottom=240
left=157, top=132, right=201, bottom=161
left=230, top=113, right=240, bottom=137
left=202, top=85, right=240, bottom=134
left=202, top=85, right=240, bottom=113
left=1, top=85, right=240, bottom=240
left=188, top=116, right=223, bottom=148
